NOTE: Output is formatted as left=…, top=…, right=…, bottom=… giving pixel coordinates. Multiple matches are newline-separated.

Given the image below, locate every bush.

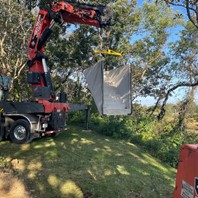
left=119, top=115, right=182, bottom=167
left=90, top=115, right=131, bottom=139
left=68, top=104, right=188, bottom=168
left=130, top=120, right=183, bottom=167
left=68, top=110, right=87, bottom=128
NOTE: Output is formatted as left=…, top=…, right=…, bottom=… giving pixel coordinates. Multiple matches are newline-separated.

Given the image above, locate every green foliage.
left=131, top=2, right=184, bottom=100
left=90, top=115, right=131, bottom=139
left=68, top=110, right=87, bottom=127
left=0, top=0, right=33, bottom=100
left=130, top=118, right=184, bottom=167
left=78, top=104, right=185, bottom=168
left=169, top=21, right=198, bottom=78
left=0, top=156, right=5, bottom=165
left=44, top=0, right=141, bottom=101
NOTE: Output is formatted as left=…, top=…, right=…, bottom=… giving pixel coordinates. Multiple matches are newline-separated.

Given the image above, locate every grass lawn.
left=0, top=126, right=176, bottom=198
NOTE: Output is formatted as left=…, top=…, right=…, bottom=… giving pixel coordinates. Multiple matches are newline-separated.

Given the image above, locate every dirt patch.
left=0, top=171, right=30, bottom=198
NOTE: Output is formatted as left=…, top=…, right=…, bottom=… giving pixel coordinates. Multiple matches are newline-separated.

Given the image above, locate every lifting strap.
left=95, top=28, right=122, bottom=56
left=93, top=49, right=122, bottom=56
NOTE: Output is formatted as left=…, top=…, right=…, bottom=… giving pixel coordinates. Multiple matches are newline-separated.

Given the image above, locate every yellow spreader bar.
left=93, top=49, right=122, bottom=56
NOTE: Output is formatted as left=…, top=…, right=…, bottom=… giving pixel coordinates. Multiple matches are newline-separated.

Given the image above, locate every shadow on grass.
left=0, top=126, right=176, bottom=198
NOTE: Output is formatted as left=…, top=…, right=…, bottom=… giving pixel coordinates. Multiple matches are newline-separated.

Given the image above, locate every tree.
left=44, top=0, right=141, bottom=101
left=158, top=20, right=198, bottom=119
left=129, top=2, right=183, bottom=102
left=0, top=0, right=33, bottom=100
left=157, top=0, right=198, bottom=30
left=45, top=1, right=187, bottom=107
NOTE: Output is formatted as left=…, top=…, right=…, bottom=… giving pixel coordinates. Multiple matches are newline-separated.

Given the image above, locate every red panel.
left=38, top=99, right=70, bottom=113
left=173, top=144, right=198, bottom=198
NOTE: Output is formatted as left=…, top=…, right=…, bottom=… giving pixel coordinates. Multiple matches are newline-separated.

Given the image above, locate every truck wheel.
left=9, top=119, right=31, bottom=144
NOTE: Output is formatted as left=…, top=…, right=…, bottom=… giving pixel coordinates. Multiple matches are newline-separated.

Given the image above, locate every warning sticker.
left=181, top=180, right=194, bottom=198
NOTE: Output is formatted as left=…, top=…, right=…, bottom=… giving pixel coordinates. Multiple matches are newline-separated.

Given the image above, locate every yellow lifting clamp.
left=93, top=49, right=122, bottom=56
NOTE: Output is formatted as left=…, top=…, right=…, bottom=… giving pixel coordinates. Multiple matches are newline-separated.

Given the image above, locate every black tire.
left=9, top=119, right=31, bottom=144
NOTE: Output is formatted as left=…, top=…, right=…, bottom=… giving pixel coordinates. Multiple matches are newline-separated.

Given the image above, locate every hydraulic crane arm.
left=27, top=1, right=112, bottom=100
left=28, top=1, right=111, bottom=55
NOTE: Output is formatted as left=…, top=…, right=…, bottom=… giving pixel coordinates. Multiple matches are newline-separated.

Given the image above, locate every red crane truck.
left=0, top=0, right=111, bottom=144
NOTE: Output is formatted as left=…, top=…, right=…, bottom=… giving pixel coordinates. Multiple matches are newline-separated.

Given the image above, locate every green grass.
left=0, top=126, right=176, bottom=198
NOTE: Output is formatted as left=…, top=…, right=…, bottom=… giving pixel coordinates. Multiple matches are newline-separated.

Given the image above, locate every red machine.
left=0, top=1, right=111, bottom=144
left=173, top=144, right=198, bottom=198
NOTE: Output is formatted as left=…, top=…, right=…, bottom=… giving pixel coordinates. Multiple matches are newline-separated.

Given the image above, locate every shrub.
left=68, top=104, right=191, bottom=168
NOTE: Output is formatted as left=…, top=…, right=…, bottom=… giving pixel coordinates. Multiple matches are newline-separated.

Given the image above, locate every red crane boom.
left=26, top=1, right=111, bottom=112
